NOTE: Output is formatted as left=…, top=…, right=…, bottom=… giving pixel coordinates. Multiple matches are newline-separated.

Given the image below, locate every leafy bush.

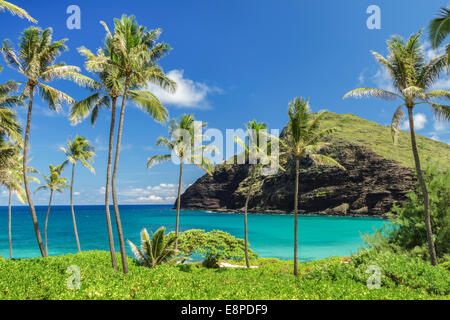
left=305, top=249, right=450, bottom=295
left=0, top=250, right=448, bottom=300
left=365, top=161, right=450, bottom=263
left=170, top=229, right=258, bottom=267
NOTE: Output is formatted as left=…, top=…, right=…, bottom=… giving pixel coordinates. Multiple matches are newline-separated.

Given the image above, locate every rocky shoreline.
left=178, top=140, right=416, bottom=218
left=178, top=207, right=390, bottom=219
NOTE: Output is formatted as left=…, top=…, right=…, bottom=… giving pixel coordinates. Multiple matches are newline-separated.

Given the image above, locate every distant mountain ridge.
left=178, top=112, right=449, bottom=217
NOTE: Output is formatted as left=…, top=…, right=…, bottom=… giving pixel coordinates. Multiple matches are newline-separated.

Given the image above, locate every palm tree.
left=101, top=15, right=176, bottom=273
left=429, top=6, right=450, bottom=66
left=70, top=42, right=122, bottom=271
left=147, top=114, right=215, bottom=252
left=0, top=0, right=36, bottom=23
left=282, top=97, right=344, bottom=276
left=1, top=27, right=94, bottom=257
left=344, top=30, right=450, bottom=266
left=35, top=164, right=69, bottom=256
left=127, top=227, right=178, bottom=268
left=60, top=136, right=95, bottom=252
left=234, top=120, right=282, bottom=268
left=71, top=28, right=174, bottom=272
left=0, top=143, right=39, bottom=259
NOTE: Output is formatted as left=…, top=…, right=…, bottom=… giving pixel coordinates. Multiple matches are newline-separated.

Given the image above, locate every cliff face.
left=179, top=140, right=416, bottom=217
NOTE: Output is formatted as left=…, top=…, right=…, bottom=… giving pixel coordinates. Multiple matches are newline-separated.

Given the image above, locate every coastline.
left=178, top=207, right=389, bottom=219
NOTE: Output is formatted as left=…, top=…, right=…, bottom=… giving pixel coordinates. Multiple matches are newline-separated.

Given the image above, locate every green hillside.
left=320, top=112, right=450, bottom=169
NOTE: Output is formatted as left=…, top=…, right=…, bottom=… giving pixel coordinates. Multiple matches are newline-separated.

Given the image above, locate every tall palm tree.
left=0, top=143, right=39, bottom=259
left=147, top=114, right=215, bottom=252
left=234, top=120, right=282, bottom=268
left=101, top=15, right=176, bottom=273
left=35, top=164, right=69, bottom=256
left=0, top=0, right=36, bottom=23
left=71, top=29, right=174, bottom=272
left=429, top=6, right=450, bottom=66
left=1, top=27, right=94, bottom=257
left=344, top=31, right=450, bottom=266
left=282, top=97, right=344, bottom=276
left=60, top=136, right=95, bottom=252
left=70, top=43, right=122, bottom=271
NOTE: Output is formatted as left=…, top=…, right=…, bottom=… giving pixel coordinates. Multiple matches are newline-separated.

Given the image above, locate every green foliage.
left=127, top=227, right=178, bottom=268
left=365, top=162, right=450, bottom=263
left=60, top=136, right=96, bottom=173
left=305, top=250, right=449, bottom=296
left=0, top=250, right=448, bottom=300
left=170, top=229, right=258, bottom=267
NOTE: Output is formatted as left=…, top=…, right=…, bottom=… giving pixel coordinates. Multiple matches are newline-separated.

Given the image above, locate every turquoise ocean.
left=0, top=205, right=386, bottom=261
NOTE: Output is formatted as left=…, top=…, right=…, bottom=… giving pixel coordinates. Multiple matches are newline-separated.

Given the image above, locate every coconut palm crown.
left=344, top=30, right=450, bottom=144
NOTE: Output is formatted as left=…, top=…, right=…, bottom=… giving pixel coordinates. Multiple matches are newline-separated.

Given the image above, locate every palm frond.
left=147, top=154, right=171, bottom=169
left=309, top=154, right=345, bottom=170
left=0, top=0, right=36, bottom=23
left=391, top=105, right=406, bottom=145
left=343, top=88, right=400, bottom=100
left=428, top=102, right=450, bottom=121
left=36, top=82, right=75, bottom=111
left=429, top=6, right=450, bottom=49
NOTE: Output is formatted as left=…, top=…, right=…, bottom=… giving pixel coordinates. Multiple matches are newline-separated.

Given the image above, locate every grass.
left=0, top=250, right=448, bottom=300
left=320, top=112, right=450, bottom=169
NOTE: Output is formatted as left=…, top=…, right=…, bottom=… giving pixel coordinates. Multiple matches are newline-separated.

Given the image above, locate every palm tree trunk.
left=44, top=190, right=53, bottom=256
left=407, top=106, right=438, bottom=266
left=70, top=163, right=81, bottom=252
left=105, top=97, right=118, bottom=271
left=23, top=85, right=46, bottom=257
left=8, top=188, right=12, bottom=259
left=175, top=160, right=183, bottom=252
left=244, top=166, right=256, bottom=268
left=294, top=157, right=299, bottom=276
left=111, top=79, right=130, bottom=274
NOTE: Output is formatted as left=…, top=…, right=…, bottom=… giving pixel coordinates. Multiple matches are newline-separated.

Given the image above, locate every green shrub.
left=170, top=229, right=258, bottom=267
left=365, top=161, right=450, bottom=263
left=0, top=250, right=448, bottom=300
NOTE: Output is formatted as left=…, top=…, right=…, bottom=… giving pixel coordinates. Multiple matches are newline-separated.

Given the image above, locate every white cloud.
left=371, top=67, right=396, bottom=92
left=136, top=195, right=164, bottom=202
left=400, top=113, right=427, bottom=131
left=146, top=69, right=222, bottom=109
left=117, top=183, right=186, bottom=204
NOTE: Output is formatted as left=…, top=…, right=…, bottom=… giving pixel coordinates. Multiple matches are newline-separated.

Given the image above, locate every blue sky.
left=0, top=0, right=449, bottom=205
